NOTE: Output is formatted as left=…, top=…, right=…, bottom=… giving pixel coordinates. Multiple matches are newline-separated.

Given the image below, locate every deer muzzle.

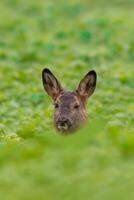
left=57, top=117, right=72, bottom=131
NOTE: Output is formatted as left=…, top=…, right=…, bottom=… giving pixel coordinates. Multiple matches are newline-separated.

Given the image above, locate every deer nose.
left=57, top=117, right=71, bottom=130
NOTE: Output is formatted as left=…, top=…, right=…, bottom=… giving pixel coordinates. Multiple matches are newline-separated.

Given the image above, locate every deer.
left=42, top=68, right=97, bottom=134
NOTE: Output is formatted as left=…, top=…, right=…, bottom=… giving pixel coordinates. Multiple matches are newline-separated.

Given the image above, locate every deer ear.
left=76, top=70, right=97, bottom=99
left=42, top=68, right=63, bottom=99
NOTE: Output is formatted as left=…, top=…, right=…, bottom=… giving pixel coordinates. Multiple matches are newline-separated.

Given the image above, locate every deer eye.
left=74, top=104, right=80, bottom=109
left=54, top=103, right=59, bottom=109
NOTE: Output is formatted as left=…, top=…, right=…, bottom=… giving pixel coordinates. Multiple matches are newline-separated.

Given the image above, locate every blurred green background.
left=0, top=0, right=134, bottom=199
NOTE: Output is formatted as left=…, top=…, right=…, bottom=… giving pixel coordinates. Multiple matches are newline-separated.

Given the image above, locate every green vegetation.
left=0, top=0, right=134, bottom=199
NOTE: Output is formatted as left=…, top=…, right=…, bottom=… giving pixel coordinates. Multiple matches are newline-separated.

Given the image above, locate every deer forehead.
left=55, top=92, right=80, bottom=106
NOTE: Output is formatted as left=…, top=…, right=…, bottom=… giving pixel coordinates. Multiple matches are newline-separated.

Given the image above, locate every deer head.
left=42, top=68, right=97, bottom=134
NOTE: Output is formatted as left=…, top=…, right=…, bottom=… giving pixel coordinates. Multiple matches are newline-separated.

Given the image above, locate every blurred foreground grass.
left=0, top=0, right=134, bottom=199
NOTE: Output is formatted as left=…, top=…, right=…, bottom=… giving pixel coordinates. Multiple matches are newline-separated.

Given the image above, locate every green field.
left=0, top=0, right=134, bottom=199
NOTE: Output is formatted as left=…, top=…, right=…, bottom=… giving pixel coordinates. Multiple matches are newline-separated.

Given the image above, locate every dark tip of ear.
left=42, top=68, right=52, bottom=75
left=87, top=70, right=97, bottom=79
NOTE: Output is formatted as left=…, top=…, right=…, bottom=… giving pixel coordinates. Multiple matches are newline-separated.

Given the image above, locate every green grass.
left=0, top=0, right=134, bottom=199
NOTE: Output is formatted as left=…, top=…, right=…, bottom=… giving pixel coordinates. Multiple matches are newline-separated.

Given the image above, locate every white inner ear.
left=45, top=74, right=57, bottom=88
left=81, top=76, right=89, bottom=90
left=79, top=78, right=87, bottom=93
left=45, top=73, right=63, bottom=98
left=79, top=75, right=95, bottom=96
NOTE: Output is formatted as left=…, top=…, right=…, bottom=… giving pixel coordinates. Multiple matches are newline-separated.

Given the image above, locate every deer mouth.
left=56, top=119, right=72, bottom=133
left=58, top=123, right=68, bottom=131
